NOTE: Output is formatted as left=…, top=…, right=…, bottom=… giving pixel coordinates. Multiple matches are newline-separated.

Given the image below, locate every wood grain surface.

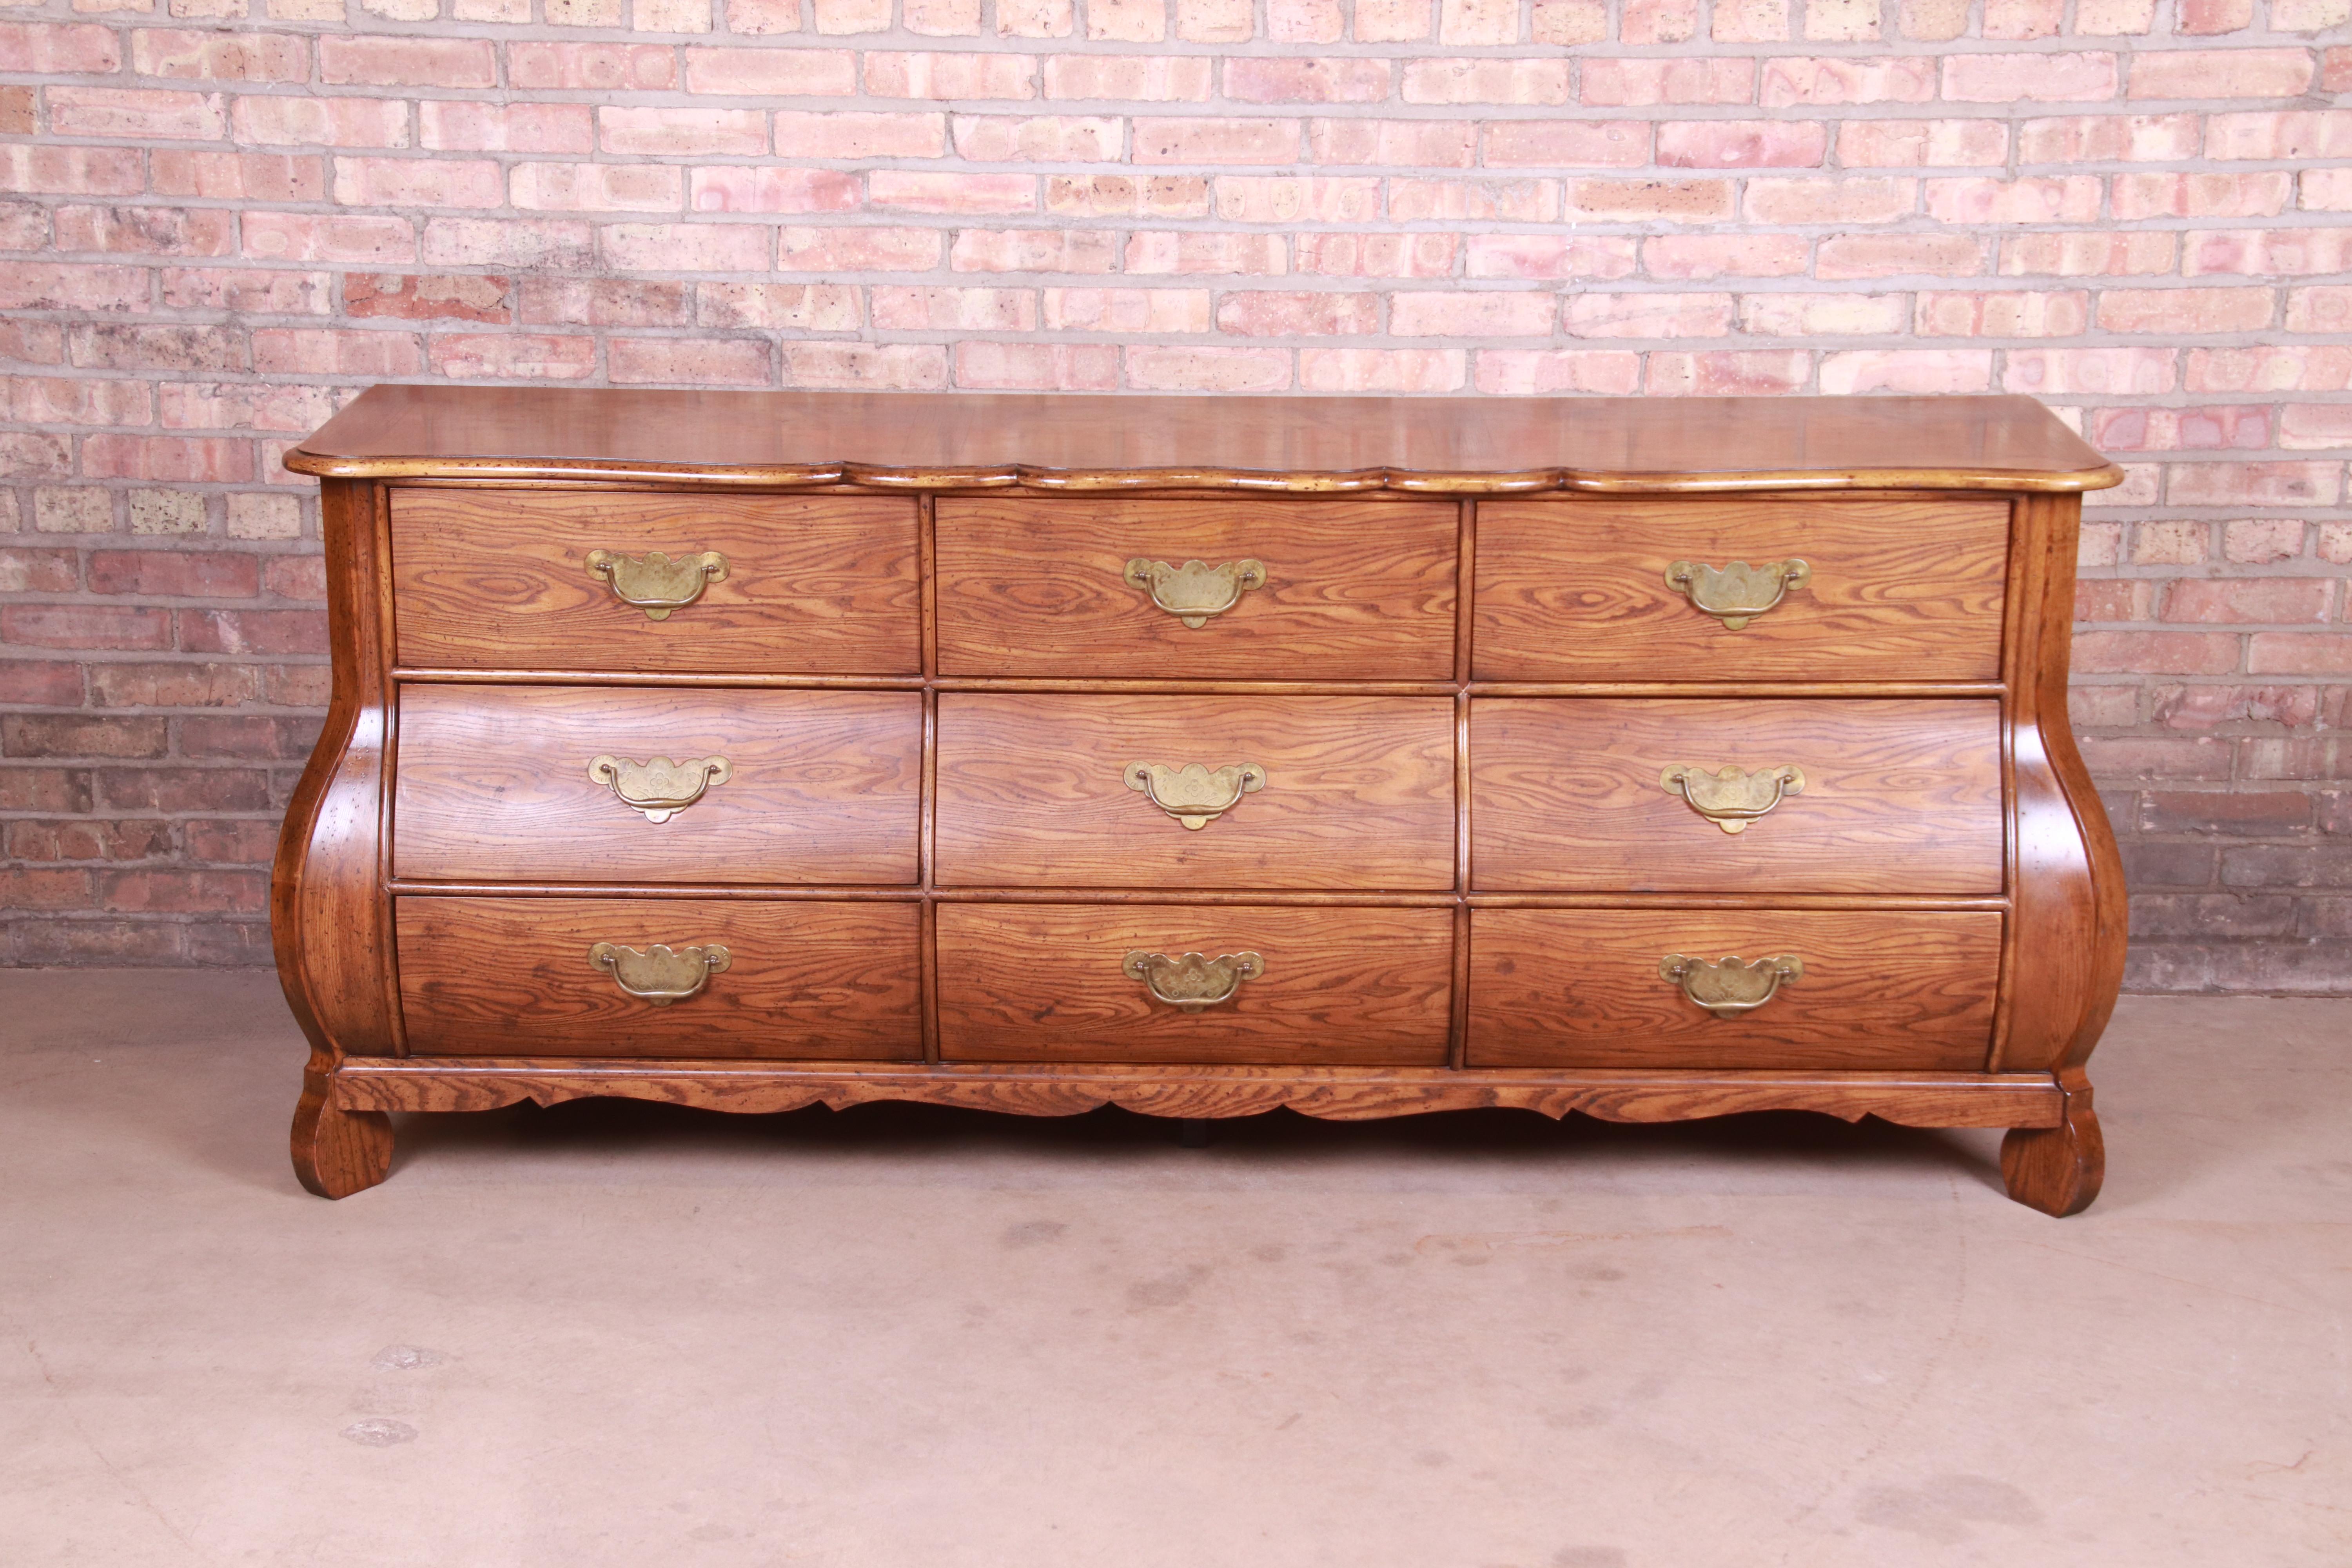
left=935, top=497, right=1457, bottom=678
left=934, top=693, right=1456, bottom=889
left=393, top=685, right=921, bottom=884
left=1470, top=698, right=2005, bottom=893
left=397, top=897, right=922, bottom=1058
left=936, top=903, right=1454, bottom=1063
left=292, top=386, right=2123, bottom=494
left=1474, top=496, right=2009, bottom=681
left=1468, top=907, right=2002, bottom=1070
left=335, top=1056, right=2065, bottom=1129
left=390, top=488, right=920, bottom=674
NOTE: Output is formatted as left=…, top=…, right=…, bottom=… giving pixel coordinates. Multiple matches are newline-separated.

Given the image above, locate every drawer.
left=393, top=685, right=920, bottom=884
left=935, top=497, right=1457, bottom=679
left=934, top=693, right=1455, bottom=891
left=390, top=489, right=920, bottom=674
left=1468, top=909, right=2000, bottom=1071
left=1474, top=497, right=2007, bottom=681
left=936, top=903, right=1454, bottom=1064
left=1470, top=698, right=2004, bottom=894
left=396, top=896, right=921, bottom=1058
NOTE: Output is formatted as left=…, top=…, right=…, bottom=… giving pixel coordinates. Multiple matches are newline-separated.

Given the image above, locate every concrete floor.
left=0, top=975, right=2345, bottom=1567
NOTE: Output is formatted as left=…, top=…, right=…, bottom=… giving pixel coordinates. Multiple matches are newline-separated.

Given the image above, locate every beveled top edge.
left=285, top=385, right=2126, bottom=493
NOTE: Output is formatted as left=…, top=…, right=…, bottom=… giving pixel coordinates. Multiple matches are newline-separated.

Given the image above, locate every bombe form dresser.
left=277, top=387, right=2126, bottom=1213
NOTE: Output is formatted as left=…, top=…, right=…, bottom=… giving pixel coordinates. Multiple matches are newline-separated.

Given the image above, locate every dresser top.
left=288, top=385, right=2120, bottom=494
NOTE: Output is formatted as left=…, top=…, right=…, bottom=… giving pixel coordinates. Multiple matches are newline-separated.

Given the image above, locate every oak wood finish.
left=933, top=693, right=1455, bottom=890
left=393, top=684, right=922, bottom=885
left=290, top=387, right=2122, bottom=494
left=1470, top=698, right=2005, bottom=894
left=335, top=1058, right=2064, bottom=1128
left=1467, top=908, right=2004, bottom=1071
left=279, top=386, right=2125, bottom=1213
left=935, top=904, right=1454, bottom=1064
left=392, top=488, right=920, bottom=674
left=1474, top=497, right=2009, bottom=682
left=934, top=497, right=1457, bottom=678
left=397, top=897, right=922, bottom=1059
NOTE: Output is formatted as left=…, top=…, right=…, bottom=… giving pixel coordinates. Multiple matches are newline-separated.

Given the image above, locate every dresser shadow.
left=392, top=1096, right=2007, bottom=1196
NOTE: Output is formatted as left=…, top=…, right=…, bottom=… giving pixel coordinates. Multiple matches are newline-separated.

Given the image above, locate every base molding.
left=333, top=1057, right=2065, bottom=1129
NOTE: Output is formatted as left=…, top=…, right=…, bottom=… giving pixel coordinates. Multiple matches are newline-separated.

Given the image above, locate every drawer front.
left=1471, top=698, right=2004, bottom=894
left=391, top=489, right=921, bottom=674
left=1474, top=497, right=2007, bottom=681
left=1468, top=909, right=2000, bottom=1071
left=937, top=904, right=1454, bottom=1064
left=397, top=896, right=921, bottom=1058
left=935, top=693, right=1456, bottom=891
left=935, top=498, right=1457, bottom=679
left=394, top=685, right=921, bottom=884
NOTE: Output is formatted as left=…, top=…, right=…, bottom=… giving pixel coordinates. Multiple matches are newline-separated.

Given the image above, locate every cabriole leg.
left=290, top=1072, right=394, bottom=1199
left=2000, top=1069, right=2103, bottom=1217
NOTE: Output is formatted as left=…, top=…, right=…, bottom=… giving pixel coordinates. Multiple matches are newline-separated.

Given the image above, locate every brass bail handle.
left=1124, top=760, right=1266, bottom=830
left=1659, top=764, right=1806, bottom=834
left=1665, top=558, right=1811, bottom=630
left=588, top=942, right=731, bottom=1006
left=1660, top=953, right=1804, bottom=1019
left=1124, top=557, right=1267, bottom=628
left=1123, top=950, right=1264, bottom=1012
left=588, top=754, right=731, bottom=824
left=585, top=548, right=728, bottom=621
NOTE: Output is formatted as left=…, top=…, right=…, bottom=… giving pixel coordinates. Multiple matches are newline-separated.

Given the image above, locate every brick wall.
left=0, top=3, right=2347, bottom=984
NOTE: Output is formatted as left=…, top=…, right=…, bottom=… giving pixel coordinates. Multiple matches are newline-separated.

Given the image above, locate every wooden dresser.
left=277, top=387, right=2125, bottom=1214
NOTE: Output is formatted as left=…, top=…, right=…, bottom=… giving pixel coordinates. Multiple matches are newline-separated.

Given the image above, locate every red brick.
left=319, top=36, right=497, bottom=89
left=868, top=171, right=1036, bottom=213
left=690, top=167, right=860, bottom=215
left=2004, top=347, right=2176, bottom=394
left=1401, top=59, right=1571, bottom=105
left=1580, top=58, right=1752, bottom=106
left=1223, top=57, right=1391, bottom=103
left=231, top=96, right=411, bottom=149
left=860, top=51, right=1025, bottom=98
left=2149, top=683, right=2319, bottom=730
left=1657, top=120, right=1825, bottom=168
left=953, top=341, right=1119, bottom=390
left=174, top=608, right=332, bottom=653
left=1132, top=118, right=1301, bottom=164
left=8, top=920, right=186, bottom=966
left=2073, top=631, right=2242, bottom=674
left=1388, top=291, right=1557, bottom=337
left=523, top=278, right=694, bottom=327
left=428, top=333, right=598, bottom=380
left=778, top=341, right=949, bottom=388
left=0, top=147, right=144, bottom=198
left=0, top=768, right=93, bottom=812
left=131, top=29, right=309, bottom=82
left=1647, top=349, right=1811, bottom=394
left=2168, top=463, right=2341, bottom=507
left=96, top=767, right=273, bottom=812
left=1, top=715, right=167, bottom=760
left=419, top=102, right=594, bottom=154
left=185, top=819, right=282, bottom=864
left=96, top=869, right=269, bottom=915
left=2281, top=404, right=2352, bottom=451
left=1473, top=348, right=1643, bottom=394
left=342, top=273, right=511, bottom=323
left=1816, top=233, right=1985, bottom=279
left=2161, top=579, right=2332, bottom=624
left=1298, top=348, right=1465, bottom=390
left=2248, top=634, right=2352, bottom=675
left=1757, top=56, right=1933, bottom=104
left=1388, top=177, right=1557, bottom=222
left=7, top=819, right=174, bottom=864
left=174, top=715, right=319, bottom=760
left=2098, top=288, right=2274, bottom=335
left=1312, top=118, right=1481, bottom=167
left=1481, top=121, right=1646, bottom=169
left=2129, top=48, right=2314, bottom=100
left=1295, top=232, right=1461, bottom=278
left=780, top=226, right=942, bottom=272
left=1124, top=345, right=1290, bottom=390
left=1564, top=292, right=1733, bottom=338
left=1210, top=290, right=1375, bottom=336
left=1643, top=234, right=1809, bottom=278
left=1465, top=234, right=1639, bottom=281
left=1942, top=52, right=2118, bottom=102
left=1818, top=348, right=1992, bottom=393
left=86, top=550, right=260, bottom=599
left=1041, top=55, right=1210, bottom=100
left=600, top=107, right=769, bottom=157
left=0, top=870, right=95, bottom=913
left=0, top=22, right=123, bottom=74
left=1, top=604, right=171, bottom=651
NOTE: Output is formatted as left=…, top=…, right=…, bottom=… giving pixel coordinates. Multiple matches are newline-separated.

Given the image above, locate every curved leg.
left=291, top=1073, right=394, bottom=1199
left=2001, top=1069, right=2103, bottom=1217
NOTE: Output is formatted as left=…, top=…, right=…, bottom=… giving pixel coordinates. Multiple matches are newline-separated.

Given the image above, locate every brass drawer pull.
left=1124, top=557, right=1267, bottom=628
left=1659, top=763, right=1806, bottom=834
left=588, top=942, right=731, bottom=1006
left=1665, top=558, right=1810, bottom=630
left=588, top=753, right=731, bottom=823
left=585, top=548, right=728, bottom=620
left=1660, top=953, right=1803, bottom=1019
left=1123, top=760, right=1265, bottom=830
left=1124, top=949, right=1264, bottom=1011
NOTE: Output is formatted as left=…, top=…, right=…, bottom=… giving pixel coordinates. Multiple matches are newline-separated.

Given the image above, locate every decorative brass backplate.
left=587, top=754, right=731, bottom=824
left=1123, top=557, right=1268, bottom=628
left=584, top=548, right=728, bottom=620
left=1659, top=953, right=1804, bottom=1019
left=1123, top=760, right=1267, bottom=830
left=1664, top=558, right=1811, bottom=630
left=1658, top=763, right=1806, bottom=834
left=587, top=942, right=731, bottom=1006
left=1123, top=949, right=1264, bottom=1011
